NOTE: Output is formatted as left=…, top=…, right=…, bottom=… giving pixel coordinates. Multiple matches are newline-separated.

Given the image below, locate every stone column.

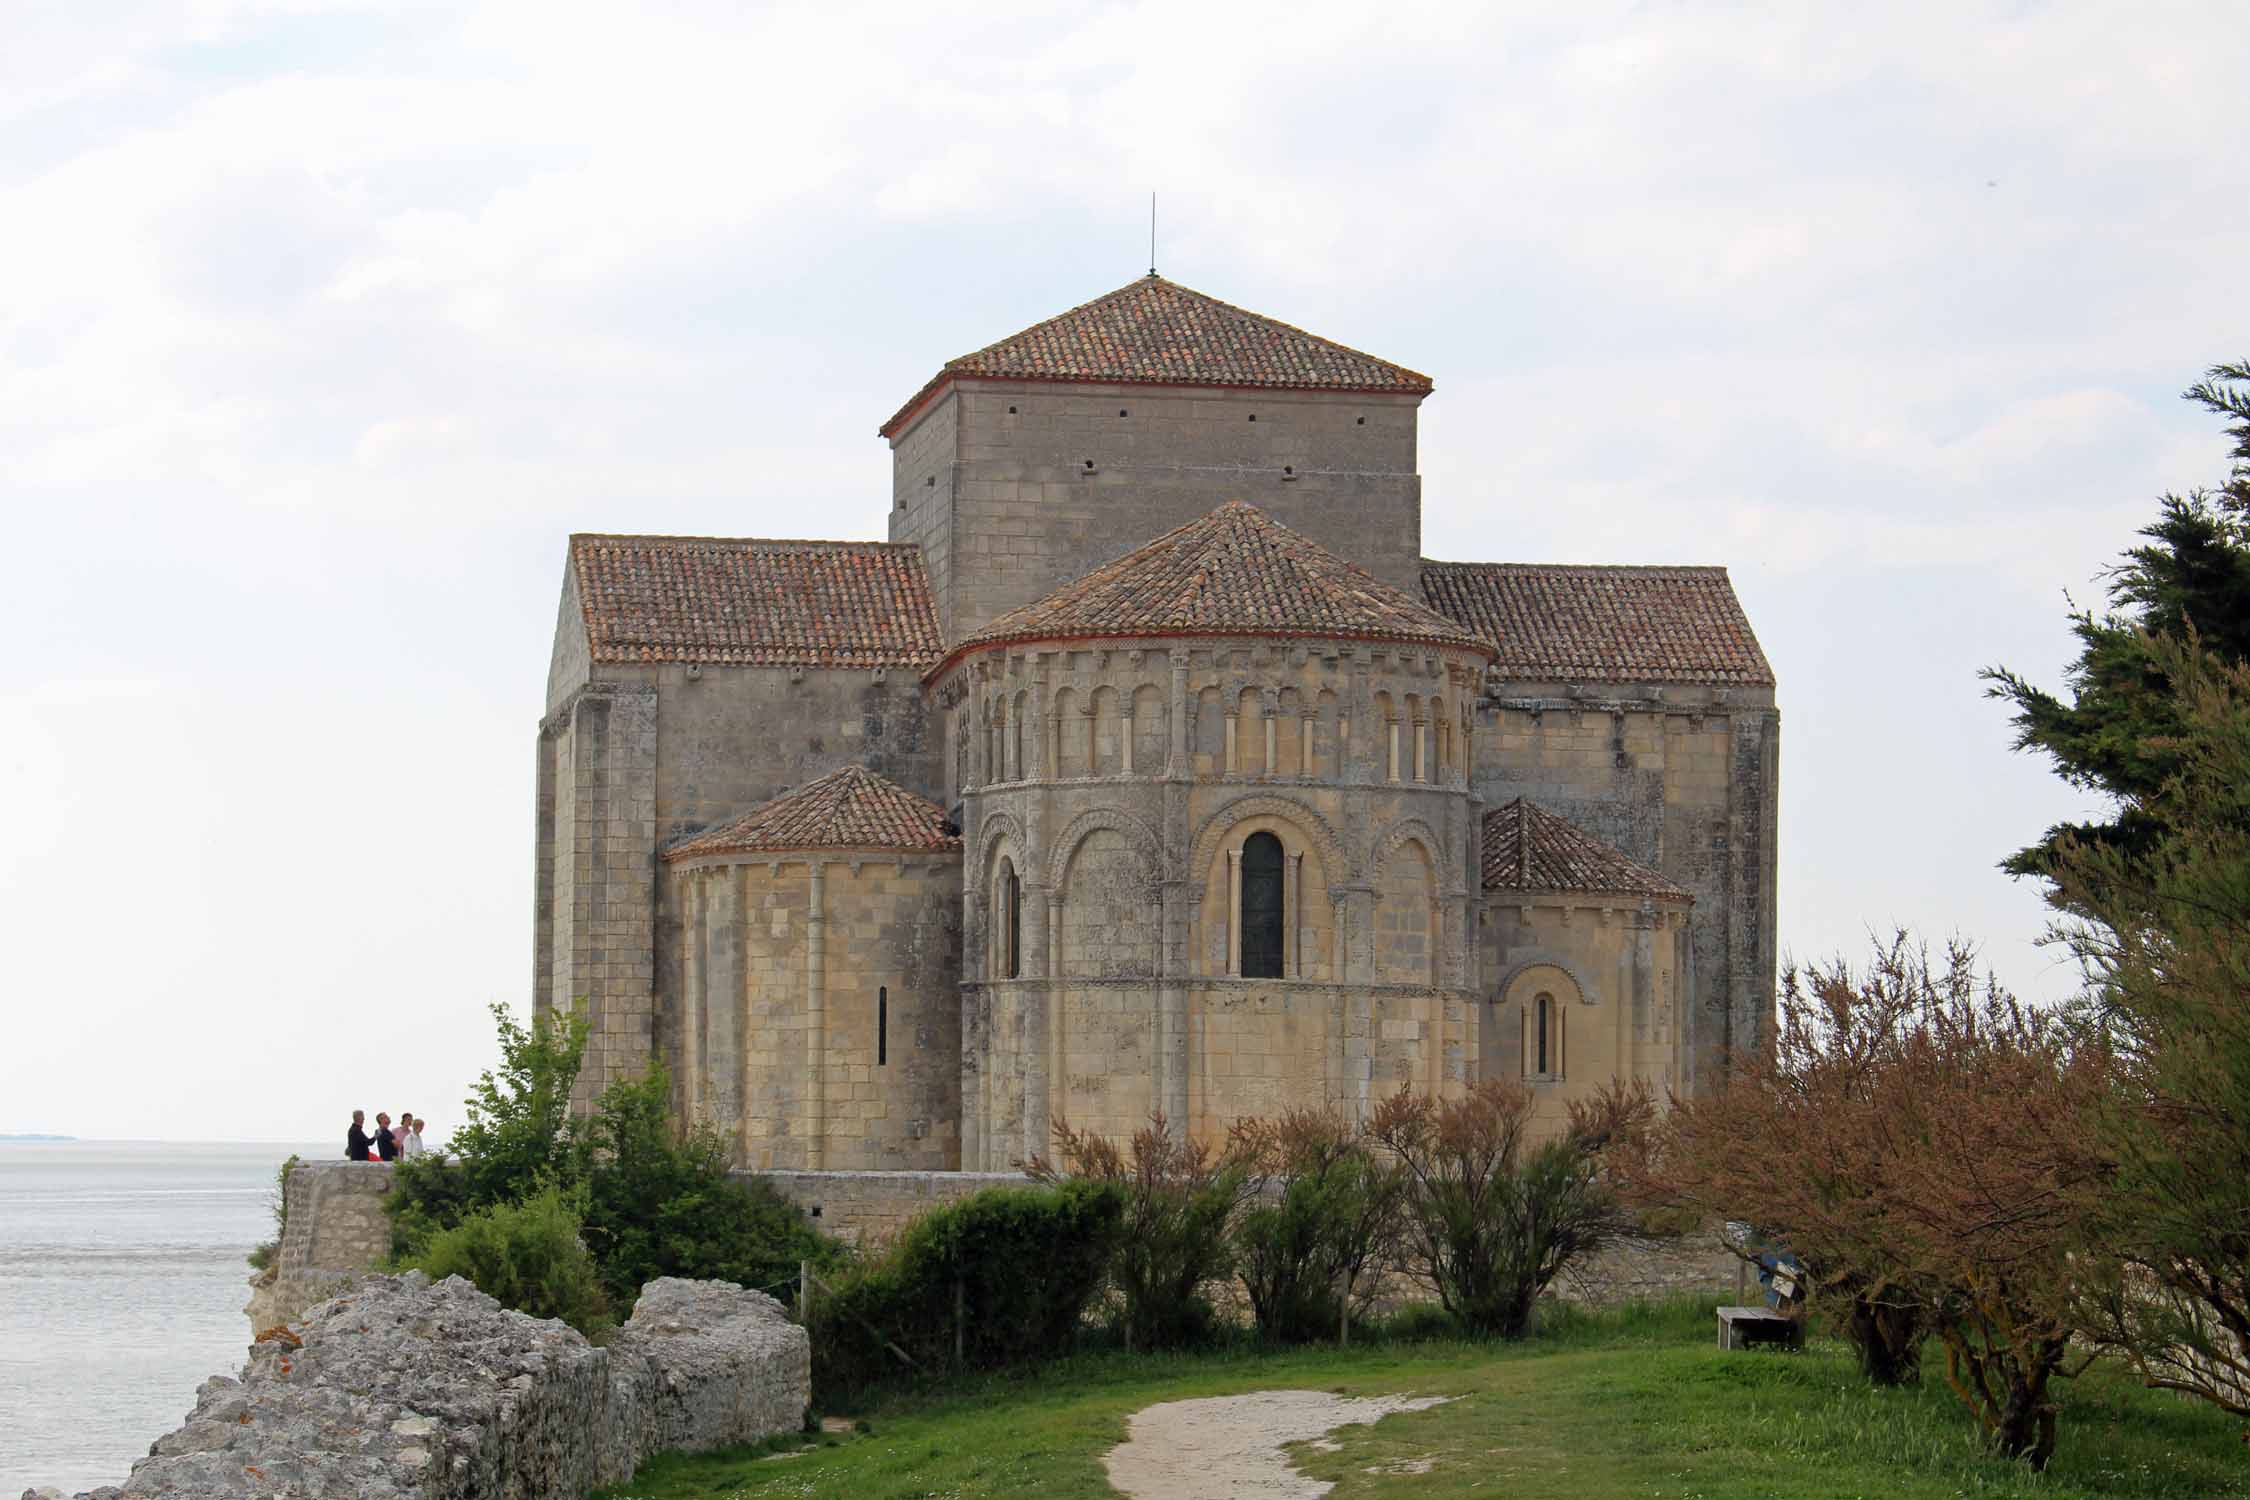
left=1047, top=890, right=1066, bottom=1145
left=1299, top=714, right=1314, bottom=779
left=682, top=870, right=705, bottom=1127
left=707, top=865, right=743, bottom=1164
left=1022, top=882, right=1051, bottom=1160
left=1226, top=848, right=1243, bottom=975
left=1263, top=711, right=1277, bottom=779
left=1157, top=877, right=1190, bottom=1136
left=806, top=862, right=827, bottom=1170
left=1168, top=650, right=1190, bottom=777
left=1412, top=710, right=1428, bottom=782
left=1223, top=711, right=1239, bottom=775
left=1121, top=707, right=1135, bottom=774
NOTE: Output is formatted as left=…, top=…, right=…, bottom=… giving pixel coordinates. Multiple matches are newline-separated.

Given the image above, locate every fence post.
left=799, top=1259, right=810, bottom=1323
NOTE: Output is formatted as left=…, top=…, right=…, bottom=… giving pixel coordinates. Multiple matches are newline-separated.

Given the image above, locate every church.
left=534, top=274, right=1777, bottom=1173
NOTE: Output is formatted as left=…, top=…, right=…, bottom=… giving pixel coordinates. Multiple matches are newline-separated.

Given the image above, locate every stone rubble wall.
left=245, top=1160, right=396, bottom=1333
left=30, top=1274, right=808, bottom=1500
left=747, top=1168, right=1031, bottom=1249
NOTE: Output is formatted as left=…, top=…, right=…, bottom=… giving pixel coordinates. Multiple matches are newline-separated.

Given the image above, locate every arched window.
left=1240, top=832, right=1285, bottom=979
left=1530, top=991, right=1564, bottom=1079
left=997, top=859, right=1023, bottom=980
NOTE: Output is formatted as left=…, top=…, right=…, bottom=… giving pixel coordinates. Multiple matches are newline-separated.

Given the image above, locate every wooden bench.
left=1716, top=1305, right=1802, bottom=1351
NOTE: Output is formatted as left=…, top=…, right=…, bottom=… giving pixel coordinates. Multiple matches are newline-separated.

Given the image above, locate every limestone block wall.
left=70, top=1274, right=807, bottom=1500
left=245, top=1161, right=395, bottom=1332
left=536, top=682, right=660, bottom=1106
left=674, top=853, right=963, bottom=1172
left=891, top=382, right=1427, bottom=639
left=1480, top=895, right=1692, bottom=1138
left=748, top=1169, right=1031, bottom=1250
left=943, top=632, right=1490, bottom=1168
left=1471, top=681, right=1777, bottom=1090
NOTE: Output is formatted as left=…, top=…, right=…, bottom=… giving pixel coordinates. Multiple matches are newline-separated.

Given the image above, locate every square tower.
left=883, top=275, right=1430, bottom=642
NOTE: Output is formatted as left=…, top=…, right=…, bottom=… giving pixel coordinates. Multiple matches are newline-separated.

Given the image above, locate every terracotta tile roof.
left=881, top=275, right=1432, bottom=436
left=935, top=503, right=1492, bottom=675
left=1481, top=799, right=1692, bottom=901
left=571, top=534, right=941, bottom=670
left=1420, top=561, right=1773, bottom=688
left=664, top=765, right=960, bottom=860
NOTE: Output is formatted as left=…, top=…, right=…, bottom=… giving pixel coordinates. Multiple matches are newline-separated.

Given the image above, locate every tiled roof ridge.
left=1423, top=558, right=1733, bottom=577
left=1480, top=797, right=1692, bottom=901
left=931, top=501, right=1492, bottom=679
left=571, top=532, right=922, bottom=551
left=663, top=764, right=961, bottom=861
left=881, top=275, right=1431, bottom=436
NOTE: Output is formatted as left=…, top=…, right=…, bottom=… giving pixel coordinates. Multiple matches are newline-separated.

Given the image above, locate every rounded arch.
left=973, top=809, right=1034, bottom=889
left=1369, top=817, right=1448, bottom=889
left=1187, top=793, right=1351, bottom=890
left=1053, top=806, right=1165, bottom=892
left=1495, top=954, right=1599, bottom=1008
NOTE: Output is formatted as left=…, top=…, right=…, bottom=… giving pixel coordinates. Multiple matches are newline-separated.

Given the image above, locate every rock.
left=33, top=1273, right=809, bottom=1499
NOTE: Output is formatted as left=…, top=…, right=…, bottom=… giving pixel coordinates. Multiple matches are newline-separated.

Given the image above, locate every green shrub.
left=1233, top=1110, right=1407, bottom=1345
left=1031, top=1115, right=1255, bottom=1351
left=388, top=1002, right=587, bottom=1259
left=402, top=1185, right=612, bottom=1338
left=809, top=1180, right=1124, bottom=1404
left=578, top=1067, right=839, bottom=1309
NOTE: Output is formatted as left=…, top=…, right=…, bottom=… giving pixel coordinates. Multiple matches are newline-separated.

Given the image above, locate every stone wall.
left=39, top=1275, right=807, bottom=1500
left=749, top=1169, right=1031, bottom=1250
left=672, top=854, right=963, bottom=1171
left=1471, top=684, right=1779, bottom=1090
left=891, top=382, right=1427, bottom=639
left=245, top=1161, right=394, bottom=1332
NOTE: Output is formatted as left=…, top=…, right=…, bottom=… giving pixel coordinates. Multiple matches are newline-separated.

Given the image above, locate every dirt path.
left=1103, top=1389, right=1450, bottom=1499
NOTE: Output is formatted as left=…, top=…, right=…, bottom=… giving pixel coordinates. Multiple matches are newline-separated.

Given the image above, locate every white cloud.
left=3, top=0, right=2246, bottom=1137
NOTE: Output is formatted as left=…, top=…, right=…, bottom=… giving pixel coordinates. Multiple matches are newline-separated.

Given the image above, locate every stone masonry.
left=46, top=1274, right=806, bottom=1500
left=533, top=270, right=1780, bottom=1176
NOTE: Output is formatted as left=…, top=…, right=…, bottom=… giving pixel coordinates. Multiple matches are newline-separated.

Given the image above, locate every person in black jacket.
left=346, top=1110, right=371, bottom=1161
left=373, top=1112, right=399, bottom=1162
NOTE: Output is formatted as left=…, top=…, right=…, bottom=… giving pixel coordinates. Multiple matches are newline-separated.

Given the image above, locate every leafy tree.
left=1230, top=1108, right=1407, bottom=1345
left=2051, top=635, right=2250, bottom=1423
left=1628, top=938, right=2111, bottom=1469
left=387, top=1002, right=588, bottom=1257
left=577, top=1065, right=838, bottom=1309
left=1366, top=1077, right=1651, bottom=1341
left=1030, top=1114, right=1259, bottom=1350
left=1984, top=362, right=2250, bottom=895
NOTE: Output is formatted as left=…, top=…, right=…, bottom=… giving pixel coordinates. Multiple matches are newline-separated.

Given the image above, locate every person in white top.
left=399, top=1116, right=426, bottom=1159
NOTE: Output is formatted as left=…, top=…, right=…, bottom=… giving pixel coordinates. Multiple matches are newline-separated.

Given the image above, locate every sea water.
left=0, top=1139, right=329, bottom=1495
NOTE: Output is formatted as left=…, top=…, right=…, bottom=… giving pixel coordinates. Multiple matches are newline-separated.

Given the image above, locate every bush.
left=389, top=1002, right=587, bottom=1259
left=1368, top=1078, right=1651, bottom=1341
left=1031, top=1114, right=1257, bottom=1350
left=809, top=1180, right=1123, bottom=1405
left=246, top=1153, right=299, bottom=1271
left=577, top=1067, right=837, bottom=1308
left=402, top=1185, right=612, bottom=1338
left=1232, top=1109, right=1406, bottom=1345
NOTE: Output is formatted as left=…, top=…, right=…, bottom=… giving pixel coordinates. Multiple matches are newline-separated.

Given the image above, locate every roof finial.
left=1149, top=191, right=1158, bottom=278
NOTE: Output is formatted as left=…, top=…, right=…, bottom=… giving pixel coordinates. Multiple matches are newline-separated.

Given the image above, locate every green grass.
left=600, top=1299, right=2249, bottom=1499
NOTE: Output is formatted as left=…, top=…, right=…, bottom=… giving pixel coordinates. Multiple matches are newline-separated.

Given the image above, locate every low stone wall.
left=245, top=1160, right=397, bottom=1331
left=746, top=1169, right=1031, bottom=1249
left=1557, top=1230, right=1742, bottom=1306
left=31, top=1274, right=808, bottom=1500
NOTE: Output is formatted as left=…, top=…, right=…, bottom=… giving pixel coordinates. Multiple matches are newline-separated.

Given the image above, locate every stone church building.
left=535, top=275, right=1777, bottom=1172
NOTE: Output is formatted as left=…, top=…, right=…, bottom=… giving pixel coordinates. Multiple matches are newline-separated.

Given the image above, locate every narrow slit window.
left=1536, top=993, right=1550, bottom=1074
left=1005, top=867, right=1023, bottom=979
left=1240, top=832, right=1285, bottom=980
left=877, top=986, right=888, bottom=1066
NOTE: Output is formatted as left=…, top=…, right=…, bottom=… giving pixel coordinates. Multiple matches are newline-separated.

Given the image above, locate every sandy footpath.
left=1103, top=1389, right=1450, bottom=1499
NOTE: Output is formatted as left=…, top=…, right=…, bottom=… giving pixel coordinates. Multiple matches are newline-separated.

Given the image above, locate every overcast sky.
left=3, top=2, right=2242, bottom=1143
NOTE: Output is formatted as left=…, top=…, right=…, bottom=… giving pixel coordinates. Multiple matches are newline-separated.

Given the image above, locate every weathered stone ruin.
left=26, top=1273, right=807, bottom=1500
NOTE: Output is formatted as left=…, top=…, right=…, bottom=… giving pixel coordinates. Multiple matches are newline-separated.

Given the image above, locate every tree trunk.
left=1846, top=1295, right=1923, bottom=1387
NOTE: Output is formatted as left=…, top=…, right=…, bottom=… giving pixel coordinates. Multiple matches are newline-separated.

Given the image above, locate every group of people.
left=344, top=1109, right=426, bottom=1162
